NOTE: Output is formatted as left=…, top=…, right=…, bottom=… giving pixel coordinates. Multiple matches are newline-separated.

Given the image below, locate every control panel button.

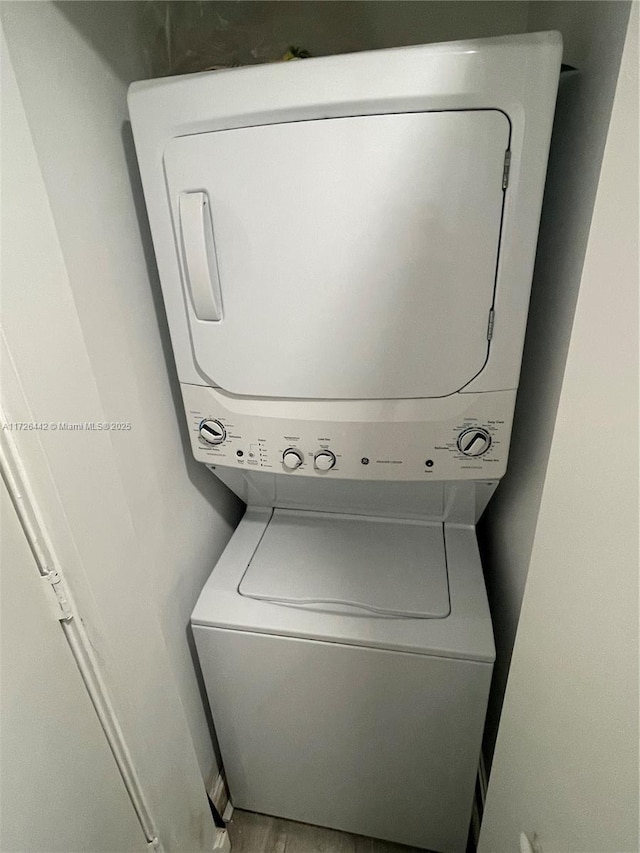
left=282, top=448, right=304, bottom=470
left=199, top=419, right=226, bottom=445
left=457, top=427, right=492, bottom=457
left=314, top=450, right=336, bottom=471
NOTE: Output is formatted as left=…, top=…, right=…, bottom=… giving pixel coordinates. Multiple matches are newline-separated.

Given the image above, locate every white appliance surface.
left=181, top=383, right=516, bottom=481
left=192, top=508, right=494, bottom=663
left=239, top=510, right=450, bottom=618
left=194, top=626, right=491, bottom=853
left=210, top=469, right=499, bottom=523
left=129, top=31, right=562, bottom=396
left=193, top=508, right=494, bottom=851
left=129, top=30, right=562, bottom=853
left=164, top=111, right=508, bottom=399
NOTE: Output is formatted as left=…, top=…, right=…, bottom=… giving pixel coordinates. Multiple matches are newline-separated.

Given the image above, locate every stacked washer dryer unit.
left=129, top=32, right=561, bottom=853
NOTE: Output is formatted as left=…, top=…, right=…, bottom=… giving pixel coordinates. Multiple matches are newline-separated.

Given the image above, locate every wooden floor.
left=227, top=810, right=429, bottom=852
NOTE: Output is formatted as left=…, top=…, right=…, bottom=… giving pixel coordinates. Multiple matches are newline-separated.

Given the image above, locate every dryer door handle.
left=178, top=192, right=223, bottom=321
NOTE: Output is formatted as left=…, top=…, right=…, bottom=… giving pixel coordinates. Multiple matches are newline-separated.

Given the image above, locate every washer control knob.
left=314, top=450, right=336, bottom=471
left=199, top=419, right=226, bottom=445
left=457, top=427, right=492, bottom=457
left=282, top=448, right=304, bottom=470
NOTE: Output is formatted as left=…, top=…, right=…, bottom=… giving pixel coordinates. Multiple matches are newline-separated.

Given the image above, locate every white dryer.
left=128, top=31, right=561, bottom=853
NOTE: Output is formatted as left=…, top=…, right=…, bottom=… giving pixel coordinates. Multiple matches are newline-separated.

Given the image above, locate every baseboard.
left=213, top=828, right=231, bottom=852
left=207, top=767, right=231, bottom=821
left=469, top=753, right=489, bottom=852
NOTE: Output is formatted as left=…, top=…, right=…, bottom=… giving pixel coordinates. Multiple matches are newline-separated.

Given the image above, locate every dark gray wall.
left=140, top=1, right=528, bottom=75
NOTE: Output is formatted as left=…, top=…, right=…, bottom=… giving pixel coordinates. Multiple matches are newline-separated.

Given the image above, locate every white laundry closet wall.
left=0, top=0, right=242, bottom=810
left=478, top=0, right=632, bottom=764
left=479, top=6, right=638, bottom=847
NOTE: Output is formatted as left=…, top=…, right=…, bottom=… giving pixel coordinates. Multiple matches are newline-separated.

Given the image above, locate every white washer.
left=128, top=31, right=562, bottom=853
left=193, top=509, right=493, bottom=853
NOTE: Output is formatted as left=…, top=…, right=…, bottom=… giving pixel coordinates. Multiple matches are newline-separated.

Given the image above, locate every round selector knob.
left=199, top=419, right=226, bottom=445
left=457, top=427, right=492, bottom=457
left=314, top=450, right=336, bottom=471
left=282, top=448, right=304, bottom=471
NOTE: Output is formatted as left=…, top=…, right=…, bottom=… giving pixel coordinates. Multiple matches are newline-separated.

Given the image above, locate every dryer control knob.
left=457, top=427, right=492, bottom=457
left=314, top=450, right=336, bottom=471
left=199, top=419, right=226, bottom=445
left=282, top=448, right=304, bottom=470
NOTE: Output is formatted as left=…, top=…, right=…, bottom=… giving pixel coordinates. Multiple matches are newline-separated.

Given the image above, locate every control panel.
left=182, top=383, right=516, bottom=482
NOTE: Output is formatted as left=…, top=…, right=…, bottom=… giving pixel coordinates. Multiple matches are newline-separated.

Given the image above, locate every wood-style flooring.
left=227, top=810, right=429, bottom=853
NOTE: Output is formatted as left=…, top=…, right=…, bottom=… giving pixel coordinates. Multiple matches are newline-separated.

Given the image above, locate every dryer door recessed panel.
left=165, top=111, right=509, bottom=399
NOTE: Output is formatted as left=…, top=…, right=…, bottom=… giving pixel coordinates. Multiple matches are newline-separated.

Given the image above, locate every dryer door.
left=164, top=110, right=509, bottom=399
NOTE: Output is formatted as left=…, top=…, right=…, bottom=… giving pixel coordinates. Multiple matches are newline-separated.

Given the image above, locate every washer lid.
left=164, top=109, right=509, bottom=399
left=239, top=510, right=450, bottom=619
